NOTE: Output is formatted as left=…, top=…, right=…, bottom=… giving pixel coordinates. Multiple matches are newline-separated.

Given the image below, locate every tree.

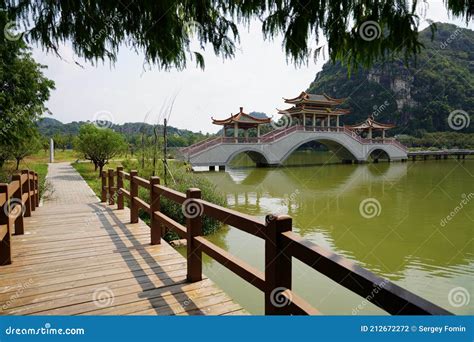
left=53, top=134, right=67, bottom=151
left=0, top=12, right=55, bottom=165
left=11, top=138, right=40, bottom=170
left=74, top=125, right=126, bottom=175
left=4, top=1, right=471, bottom=71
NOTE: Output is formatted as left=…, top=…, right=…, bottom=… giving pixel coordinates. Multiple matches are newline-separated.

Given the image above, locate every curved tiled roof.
left=212, top=107, right=271, bottom=125
left=283, top=91, right=346, bottom=105
left=346, top=116, right=395, bottom=130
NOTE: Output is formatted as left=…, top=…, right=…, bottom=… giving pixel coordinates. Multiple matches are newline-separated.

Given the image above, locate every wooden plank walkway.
left=0, top=163, right=245, bottom=316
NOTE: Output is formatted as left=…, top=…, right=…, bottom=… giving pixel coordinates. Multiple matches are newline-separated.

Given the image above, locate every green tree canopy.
left=3, top=1, right=471, bottom=70
left=0, top=11, right=55, bottom=161
left=74, top=124, right=126, bottom=175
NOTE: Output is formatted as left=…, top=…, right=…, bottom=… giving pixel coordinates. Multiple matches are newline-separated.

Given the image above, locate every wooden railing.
left=102, top=168, right=451, bottom=315
left=0, top=170, right=39, bottom=265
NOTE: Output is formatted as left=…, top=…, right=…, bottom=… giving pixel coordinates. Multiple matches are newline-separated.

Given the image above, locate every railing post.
left=130, top=170, right=138, bottom=223
left=150, top=176, right=161, bottom=245
left=186, top=188, right=202, bottom=282
left=11, top=175, right=24, bottom=235
left=29, top=170, right=36, bottom=211
left=264, top=214, right=293, bottom=315
left=34, top=172, right=39, bottom=207
left=108, top=169, right=115, bottom=205
left=116, top=166, right=124, bottom=210
left=21, top=170, right=31, bottom=217
left=101, top=170, right=107, bottom=202
left=0, top=183, right=12, bottom=265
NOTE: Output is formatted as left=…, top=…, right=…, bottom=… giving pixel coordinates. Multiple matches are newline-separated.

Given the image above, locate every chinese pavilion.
left=277, top=91, right=350, bottom=128
left=346, top=116, right=395, bottom=139
left=212, top=107, right=271, bottom=141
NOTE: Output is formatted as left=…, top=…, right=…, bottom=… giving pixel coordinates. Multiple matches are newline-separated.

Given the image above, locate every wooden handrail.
left=153, top=184, right=186, bottom=204
left=0, top=170, right=39, bottom=266
left=106, top=169, right=452, bottom=316
left=280, top=231, right=451, bottom=315
left=194, top=236, right=266, bottom=291
left=133, top=175, right=151, bottom=189
left=154, top=211, right=186, bottom=238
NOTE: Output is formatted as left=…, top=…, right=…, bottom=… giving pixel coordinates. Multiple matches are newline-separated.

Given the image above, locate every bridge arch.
left=367, top=147, right=391, bottom=162
left=279, top=136, right=360, bottom=164
left=225, top=147, right=271, bottom=167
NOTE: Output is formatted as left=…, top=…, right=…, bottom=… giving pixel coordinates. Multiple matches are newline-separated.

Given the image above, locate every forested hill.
left=37, top=117, right=211, bottom=147
left=308, top=23, right=473, bottom=134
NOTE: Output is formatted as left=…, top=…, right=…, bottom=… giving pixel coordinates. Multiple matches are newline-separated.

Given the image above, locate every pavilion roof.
left=346, top=116, right=395, bottom=130
left=212, top=107, right=271, bottom=126
left=283, top=91, right=346, bottom=105
left=277, top=106, right=350, bottom=116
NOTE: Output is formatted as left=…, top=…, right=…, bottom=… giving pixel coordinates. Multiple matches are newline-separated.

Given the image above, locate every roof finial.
left=239, top=106, right=243, bottom=113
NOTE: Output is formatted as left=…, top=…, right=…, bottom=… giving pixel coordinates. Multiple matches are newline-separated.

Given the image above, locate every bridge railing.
left=102, top=167, right=450, bottom=315
left=183, top=124, right=407, bottom=158
left=0, top=170, right=39, bottom=265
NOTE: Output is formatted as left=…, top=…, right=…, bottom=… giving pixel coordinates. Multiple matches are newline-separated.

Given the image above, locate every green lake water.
left=189, top=153, right=473, bottom=315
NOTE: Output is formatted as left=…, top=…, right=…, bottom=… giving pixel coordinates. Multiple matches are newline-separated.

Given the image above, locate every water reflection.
left=203, top=157, right=474, bottom=314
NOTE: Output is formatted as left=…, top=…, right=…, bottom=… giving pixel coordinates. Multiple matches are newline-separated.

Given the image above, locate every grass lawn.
left=73, top=161, right=122, bottom=198
left=29, top=149, right=79, bottom=163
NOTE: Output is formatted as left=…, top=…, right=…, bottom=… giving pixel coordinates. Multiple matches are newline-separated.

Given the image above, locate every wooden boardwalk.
left=0, top=163, right=245, bottom=316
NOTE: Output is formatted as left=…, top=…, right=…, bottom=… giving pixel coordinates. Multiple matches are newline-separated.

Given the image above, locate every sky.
left=32, top=1, right=472, bottom=134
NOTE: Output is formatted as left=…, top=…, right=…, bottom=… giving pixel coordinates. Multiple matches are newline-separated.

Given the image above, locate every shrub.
left=121, top=158, right=226, bottom=240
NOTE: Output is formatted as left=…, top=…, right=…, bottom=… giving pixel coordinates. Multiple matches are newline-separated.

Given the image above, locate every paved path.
left=0, top=163, right=244, bottom=315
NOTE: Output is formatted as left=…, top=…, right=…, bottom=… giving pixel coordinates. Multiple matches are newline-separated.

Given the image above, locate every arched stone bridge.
left=181, top=125, right=408, bottom=168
